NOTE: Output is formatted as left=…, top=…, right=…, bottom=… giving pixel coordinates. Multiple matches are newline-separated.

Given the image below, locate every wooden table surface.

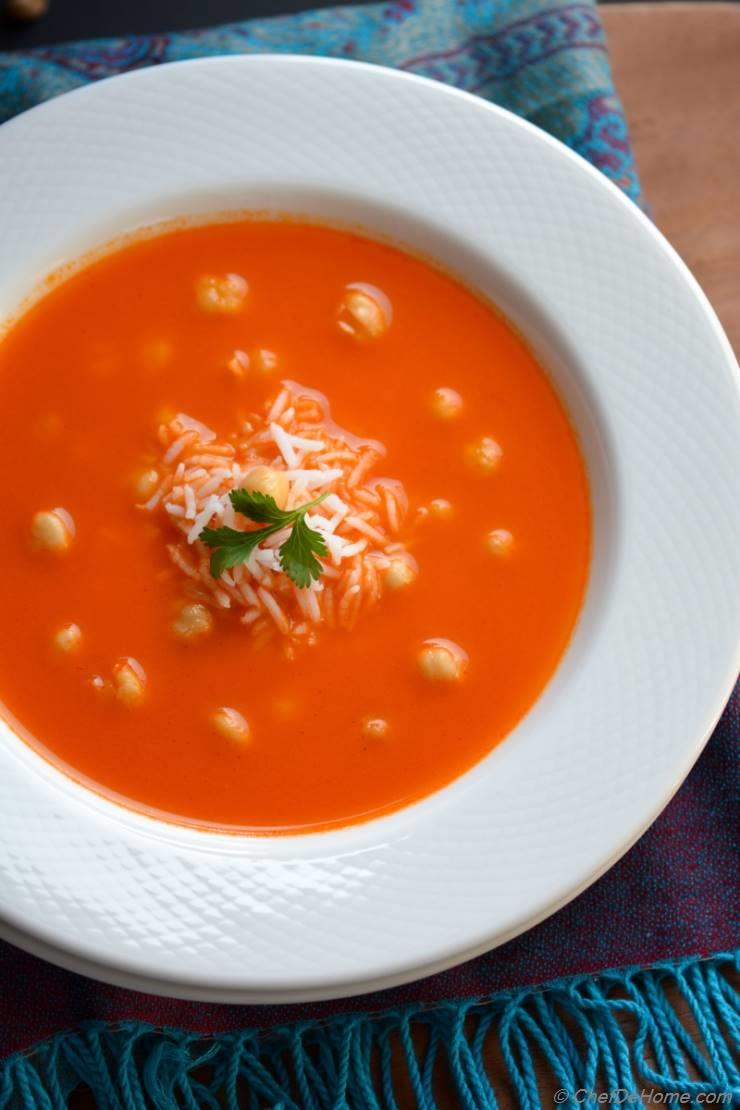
left=604, top=2, right=739, bottom=355
left=39, top=2, right=740, bottom=1105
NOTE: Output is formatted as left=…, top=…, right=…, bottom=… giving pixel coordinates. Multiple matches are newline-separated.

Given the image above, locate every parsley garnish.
left=200, top=489, right=329, bottom=588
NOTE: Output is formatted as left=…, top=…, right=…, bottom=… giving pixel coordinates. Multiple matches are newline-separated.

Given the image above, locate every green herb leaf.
left=200, top=525, right=263, bottom=550
left=279, top=516, right=329, bottom=589
left=229, top=488, right=287, bottom=526
left=198, top=488, right=330, bottom=586
left=208, top=543, right=252, bottom=579
left=200, top=525, right=271, bottom=578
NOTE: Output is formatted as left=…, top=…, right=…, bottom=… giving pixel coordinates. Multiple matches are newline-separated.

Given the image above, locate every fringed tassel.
left=1, top=952, right=738, bottom=1108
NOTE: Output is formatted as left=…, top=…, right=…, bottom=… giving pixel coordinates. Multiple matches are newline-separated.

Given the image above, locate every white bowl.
left=0, top=56, right=738, bottom=1002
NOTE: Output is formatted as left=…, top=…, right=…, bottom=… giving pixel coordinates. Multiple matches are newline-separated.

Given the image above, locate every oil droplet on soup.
left=0, top=221, right=590, bottom=831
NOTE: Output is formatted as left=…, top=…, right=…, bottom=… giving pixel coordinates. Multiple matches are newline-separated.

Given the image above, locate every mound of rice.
left=140, top=381, right=414, bottom=652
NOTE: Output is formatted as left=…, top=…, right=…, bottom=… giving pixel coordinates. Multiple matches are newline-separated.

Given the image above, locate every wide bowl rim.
left=0, top=53, right=737, bottom=1002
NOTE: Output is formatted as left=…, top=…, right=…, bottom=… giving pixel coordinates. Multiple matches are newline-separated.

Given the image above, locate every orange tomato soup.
left=0, top=221, right=590, bottom=831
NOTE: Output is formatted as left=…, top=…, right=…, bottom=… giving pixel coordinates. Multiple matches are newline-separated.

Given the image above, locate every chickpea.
left=112, top=658, right=147, bottom=707
left=172, top=602, right=213, bottom=642
left=139, top=338, right=173, bottom=371
left=227, top=349, right=250, bottom=382
left=134, top=468, right=160, bottom=501
left=486, top=528, right=514, bottom=556
left=196, top=273, right=248, bottom=316
left=33, top=412, right=63, bottom=440
left=337, top=283, right=392, bottom=341
left=31, top=508, right=75, bottom=553
left=212, top=706, right=251, bottom=744
left=361, top=716, right=389, bottom=740
left=428, top=498, right=454, bottom=521
left=242, top=465, right=290, bottom=510
left=87, top=344, right=117, bottom=377
left=252, top=348, right=278, bottom=375
left=54, top=623, right=81, bottom=653
left=417, top=639, right=468, bottom=683
left=273, top=697, right=299, bottom=721
left=430, top=388, right=463, bottom=420
left=383, top=557, right=417, bottom=591
left=156, top=405, right=177, bottom=428
left=465, top=435, right=502, bottom=475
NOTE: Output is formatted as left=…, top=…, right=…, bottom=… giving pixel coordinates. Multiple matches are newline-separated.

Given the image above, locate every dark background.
left=0, top=0, right=645, bottom=51
left=1, top=0, right=360, bottom=49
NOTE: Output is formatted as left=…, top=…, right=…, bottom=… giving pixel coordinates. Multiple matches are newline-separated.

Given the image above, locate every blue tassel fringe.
left=1, top=952, right=738, bottom=1108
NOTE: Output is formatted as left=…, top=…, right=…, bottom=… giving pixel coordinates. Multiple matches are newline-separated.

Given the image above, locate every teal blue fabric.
left=1, top=954, right=738, bottom=1107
